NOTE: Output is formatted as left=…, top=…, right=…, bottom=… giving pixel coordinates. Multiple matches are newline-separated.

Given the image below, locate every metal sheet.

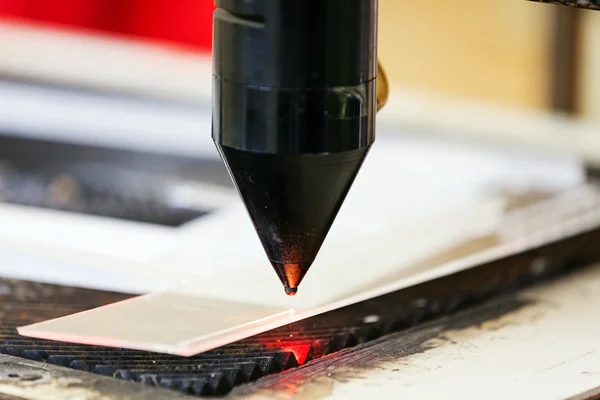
left=18, top=292, right=294, bottom=357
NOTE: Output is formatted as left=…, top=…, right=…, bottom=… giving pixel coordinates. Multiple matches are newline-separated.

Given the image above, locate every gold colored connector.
left=376, top=60, right=389, bottom=111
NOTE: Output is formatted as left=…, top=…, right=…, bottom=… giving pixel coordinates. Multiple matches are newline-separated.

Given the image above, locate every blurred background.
left=0, top=0, right=596, bottom=291
left=0, top=0, right=597, bottom=113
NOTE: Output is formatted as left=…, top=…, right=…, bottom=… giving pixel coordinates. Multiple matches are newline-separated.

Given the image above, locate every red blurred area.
left=272, top=342, right=313, bottom=365
left=0, top=0, right=214, bottom=53
left=262, top=337, right=331, bottom=365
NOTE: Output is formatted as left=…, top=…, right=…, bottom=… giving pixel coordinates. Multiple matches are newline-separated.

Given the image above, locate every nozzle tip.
left=284, top=287, right=298, bottom=296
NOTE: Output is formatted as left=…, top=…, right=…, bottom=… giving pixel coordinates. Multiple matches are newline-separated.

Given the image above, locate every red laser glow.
left=262, top=339, right=314, bottom=365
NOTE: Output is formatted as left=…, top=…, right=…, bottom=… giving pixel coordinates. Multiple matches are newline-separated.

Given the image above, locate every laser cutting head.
left=210, top=0, right=599, bottom=296
left=211, top=0, right=385, bottom=295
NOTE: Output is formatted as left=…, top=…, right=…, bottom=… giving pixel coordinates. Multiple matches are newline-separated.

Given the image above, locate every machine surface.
left=1, top=239, right=600, bottom=399
left=1, top=1, right=600, bottom=397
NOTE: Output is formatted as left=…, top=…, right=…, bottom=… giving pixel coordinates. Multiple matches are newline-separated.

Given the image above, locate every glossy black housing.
left=211, top=0, right=378, bottom=291
left=212, top=0, right=377, bottom=154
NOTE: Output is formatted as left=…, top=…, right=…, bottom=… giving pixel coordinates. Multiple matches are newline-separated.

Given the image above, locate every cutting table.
left=0, top=235, right=599, bottom=399
left=1, top=25, right=600, bottom=397
left=0, top=90, right=598, bottom=399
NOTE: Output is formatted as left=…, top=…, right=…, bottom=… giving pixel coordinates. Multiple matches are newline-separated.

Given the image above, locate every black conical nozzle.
left=212, top=0, right=378, bottom=294
left=284, top=286, right=298, bottom=296
left=216, top=145, right=370, bottom=292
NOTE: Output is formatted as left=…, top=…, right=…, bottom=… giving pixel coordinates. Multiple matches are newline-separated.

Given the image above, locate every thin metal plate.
left=18, top=291, right=294, bottom=357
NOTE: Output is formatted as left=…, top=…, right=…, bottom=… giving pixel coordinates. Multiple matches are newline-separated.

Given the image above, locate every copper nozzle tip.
left=272, top=262, right=309, bottom=296
left=284, top=287, right=298, bottom=296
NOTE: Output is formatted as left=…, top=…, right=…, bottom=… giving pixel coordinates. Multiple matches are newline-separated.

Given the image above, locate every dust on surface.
left=0, top=355, right=193, bottom=400
left=230, top=296, right=530, bottom=400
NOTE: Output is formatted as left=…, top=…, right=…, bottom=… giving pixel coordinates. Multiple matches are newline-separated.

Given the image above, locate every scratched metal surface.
left=230, top=296, right=530, bottom=399
left=230, top=266, right=600, bottom=400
